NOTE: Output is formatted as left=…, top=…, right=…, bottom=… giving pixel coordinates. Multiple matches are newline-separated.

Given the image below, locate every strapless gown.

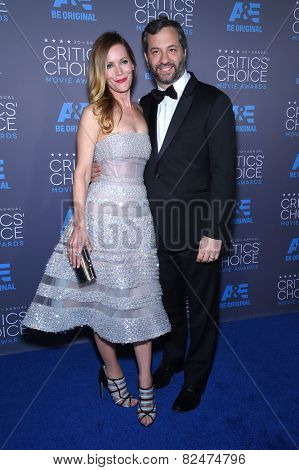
left=22, top=133, right=171, bottom=343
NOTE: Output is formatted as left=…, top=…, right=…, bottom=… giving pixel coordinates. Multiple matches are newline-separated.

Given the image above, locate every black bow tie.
left=152, top=85, right=178, bottom=103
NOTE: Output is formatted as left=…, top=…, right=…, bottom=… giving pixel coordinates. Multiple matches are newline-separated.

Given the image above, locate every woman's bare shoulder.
left=83, top=103, right=100, bottom=119
left=78, top=104, right=102, bottom=142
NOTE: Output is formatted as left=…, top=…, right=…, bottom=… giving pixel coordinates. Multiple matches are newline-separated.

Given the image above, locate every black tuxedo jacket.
left=140, top=72, right=236, bottom=252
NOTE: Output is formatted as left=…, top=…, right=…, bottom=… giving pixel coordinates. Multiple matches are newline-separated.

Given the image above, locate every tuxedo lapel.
left=148, top=97, right=159, bottom=159
left=157, top=73, right=197, bottom=162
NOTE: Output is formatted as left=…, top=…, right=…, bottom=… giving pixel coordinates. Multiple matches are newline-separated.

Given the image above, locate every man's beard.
left=149, top=56, right=186, bottom=86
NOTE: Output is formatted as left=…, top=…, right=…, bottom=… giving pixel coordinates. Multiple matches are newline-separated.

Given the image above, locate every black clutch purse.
left=75, top=246, right=96, bottom=286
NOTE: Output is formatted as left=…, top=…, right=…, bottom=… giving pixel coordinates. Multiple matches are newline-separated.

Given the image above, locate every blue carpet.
left=1, top=313, right=298, bottom=450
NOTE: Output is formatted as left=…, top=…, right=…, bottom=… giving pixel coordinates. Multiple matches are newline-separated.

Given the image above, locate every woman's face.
left=105, top=44, right=134, bottom=94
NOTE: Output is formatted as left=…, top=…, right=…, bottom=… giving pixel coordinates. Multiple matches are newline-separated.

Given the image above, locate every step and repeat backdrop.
left=0, top=0, right=298, bottom=354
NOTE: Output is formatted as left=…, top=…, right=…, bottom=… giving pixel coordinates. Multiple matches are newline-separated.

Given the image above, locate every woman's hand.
left=67, top=225, right=92, bottom=268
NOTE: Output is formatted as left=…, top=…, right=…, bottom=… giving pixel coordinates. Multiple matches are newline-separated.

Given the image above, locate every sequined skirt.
left=22, top=177, right=171, bottom=343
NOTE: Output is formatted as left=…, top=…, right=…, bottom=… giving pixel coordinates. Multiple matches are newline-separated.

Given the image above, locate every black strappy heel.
left=137, top=384, right=157, bottom=426
left=99, top=365, right=137, bottom=407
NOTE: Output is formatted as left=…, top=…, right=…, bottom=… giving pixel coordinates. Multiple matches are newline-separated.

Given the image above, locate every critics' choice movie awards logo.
left=0, top=262, right=16, bottom=292
left=134, top=0, right=195, bottom=35
left=233, top=105, right=257, bottom=133
left=227, top=1, right=261, bottom=33
left=277, top=275, right=299, bottom=305
left=0, top=0, right=8, bottom=22
left=290, top=153, right=299, bottom=179
left=231, top=199, right=253, bottom=224
left=292, top=2, right=299, bottom=41
left=216, top=49, right=270, bottom=91
left=236, top=149, right=264, bottom=185
left=49, top=152, right=76, bottom=193
left=280, top=193, right=299, bottom=227
left=221, top=237, right=261, bottom=273
left=220, top=282, right=251, bottom=309
left=286, top=238, right=299, bottom=262
left=43, top=39, right=92, bottom=85
left=0, top=307, right=28, bottom=345
left=0, top=208, right=24, bottom=248
left=285, top=101, right=299, bottom=137
left=55, top=102, right=88, bottom=133
left=50, top=0, right=97, bottom=22
left=0, top=160, right=11, bottom=190
left=0, top=96, right=18, bottom=140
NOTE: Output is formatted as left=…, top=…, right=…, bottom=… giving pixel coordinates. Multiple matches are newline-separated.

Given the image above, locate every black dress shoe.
left=172, top=385, right=202, bottom=412
left=153, top=361, right=183, bottom=389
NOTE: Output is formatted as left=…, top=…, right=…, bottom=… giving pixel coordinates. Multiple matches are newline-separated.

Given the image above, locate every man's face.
left=145, top=26, right=186, bottom=88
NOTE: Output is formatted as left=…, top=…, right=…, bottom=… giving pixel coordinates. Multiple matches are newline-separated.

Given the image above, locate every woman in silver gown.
left=22, top=32, right=171, bottom=427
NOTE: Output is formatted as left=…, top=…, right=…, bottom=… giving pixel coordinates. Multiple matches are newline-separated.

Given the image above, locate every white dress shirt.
left=157, top=69, right=191, bottom=152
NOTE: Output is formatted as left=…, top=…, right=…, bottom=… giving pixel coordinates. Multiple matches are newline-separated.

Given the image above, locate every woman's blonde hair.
left=88, top=32, right=136, bottom=134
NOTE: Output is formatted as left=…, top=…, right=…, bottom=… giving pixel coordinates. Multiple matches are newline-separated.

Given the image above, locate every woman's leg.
left=94, top=333, right=138, bottom=406
left=134, top=340, right=156, bottom=426
left=133, top=340, right=153, bottom=387
left=94, top=333, right=123, bottom=379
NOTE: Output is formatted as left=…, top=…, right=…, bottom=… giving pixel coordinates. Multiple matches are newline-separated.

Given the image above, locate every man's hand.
left=196, top=236, right=222, bottom=263
left=91, top=161, right=101, bottom=183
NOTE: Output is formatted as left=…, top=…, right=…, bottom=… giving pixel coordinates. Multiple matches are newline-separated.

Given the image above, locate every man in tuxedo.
left=92, top=18, right=236, bottom=412
left=139, top=18, right=236, bottom=412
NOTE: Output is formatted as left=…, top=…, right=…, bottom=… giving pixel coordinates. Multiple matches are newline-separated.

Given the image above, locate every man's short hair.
left=142, top=17, right=187, bottom=54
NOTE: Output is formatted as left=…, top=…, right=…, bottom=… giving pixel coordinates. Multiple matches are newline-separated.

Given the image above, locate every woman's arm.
left=68, top=104, right=99, bottom=268
left=73, top=104, right=99, bottom=228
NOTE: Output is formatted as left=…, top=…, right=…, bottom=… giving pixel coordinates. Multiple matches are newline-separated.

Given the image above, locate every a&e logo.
left=51, top=0, right=96, bottom=22
left=233, top=105, right=257, bottom=132
left=232, top=199, right=253, bottom=224
left=0, top=263, right=16, bottom=292
left=55, top=102, right=88, bottom=133
left=290, top=153, right=299, bottom=178
left=61, top=208, right=73, bottom=233
left=227, top=2, right=262, bottom=33
left=286, top=238, right=299, bottom=262
left=0, top=160, right=11, bottom=190
left=220, top=282, right=251, bottom=308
